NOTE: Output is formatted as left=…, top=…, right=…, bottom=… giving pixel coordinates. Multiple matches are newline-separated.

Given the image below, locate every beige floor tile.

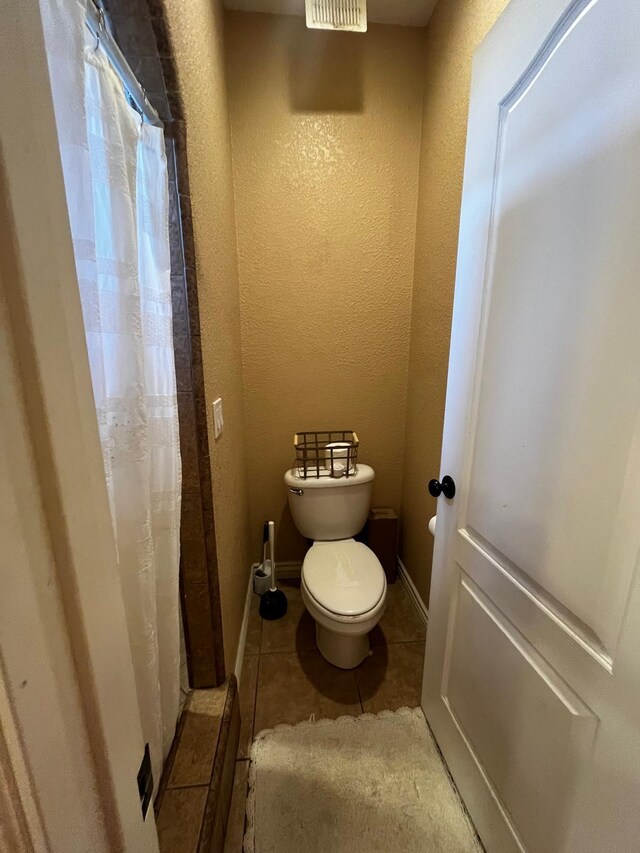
left=244, top=593, right=262, bottom=655
left=189, top=686, right=227, bottom=715
left=168, top=689, right=225, bottom=787
left=223, top=760, right=249, bottom=853
left=238, top=654, right=259, bottom=758
left=254, top=649, right=361, bottom=732
left=156, top=786, right=208, bottom=853
left=370, top=582, right=427, bottom=647
left=259, top=586, right=315, bottom=655
left=356, top=641, right=424, bottom=715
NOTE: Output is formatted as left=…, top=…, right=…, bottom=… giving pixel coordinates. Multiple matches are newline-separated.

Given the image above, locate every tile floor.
left=156, top=687, right=228, bottom=853
left=223, top=577, right=426, bottom=852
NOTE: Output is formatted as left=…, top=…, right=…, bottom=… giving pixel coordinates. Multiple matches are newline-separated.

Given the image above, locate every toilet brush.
left=259, top=520, right=288, bottom=621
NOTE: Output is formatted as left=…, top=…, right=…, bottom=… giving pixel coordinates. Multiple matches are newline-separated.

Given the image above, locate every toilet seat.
left=302, top=539, right=386, bottom=617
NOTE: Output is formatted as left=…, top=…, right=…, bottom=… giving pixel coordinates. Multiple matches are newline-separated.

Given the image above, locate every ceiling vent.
left=305, top=0, right=367, bottom=32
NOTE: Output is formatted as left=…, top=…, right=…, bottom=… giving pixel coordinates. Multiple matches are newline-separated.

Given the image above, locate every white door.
left=422, top=1, right=640, bottom=852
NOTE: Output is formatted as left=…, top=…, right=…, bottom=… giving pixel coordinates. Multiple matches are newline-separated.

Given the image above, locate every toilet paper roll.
left=324, top=441, right=355, bottom=476
left=428, top=515, right=437, bottom=537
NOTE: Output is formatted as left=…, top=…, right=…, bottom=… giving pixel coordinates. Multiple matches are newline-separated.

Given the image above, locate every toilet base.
left=315, top=622, right=370, bottom=669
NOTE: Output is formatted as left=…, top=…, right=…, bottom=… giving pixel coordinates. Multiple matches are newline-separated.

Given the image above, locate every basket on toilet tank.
left=294, top=430, right=359, bottom=479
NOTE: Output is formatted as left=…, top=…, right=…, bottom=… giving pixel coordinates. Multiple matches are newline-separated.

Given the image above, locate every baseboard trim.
left=234, top=564, right=256, bottom=688
left=397, top=558, right=429, bottom=627
left=275, top=560, right=302, bottom=579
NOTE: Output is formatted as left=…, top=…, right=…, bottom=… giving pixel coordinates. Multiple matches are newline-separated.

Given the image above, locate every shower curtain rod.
left=85, top=1, right=163, bottom=128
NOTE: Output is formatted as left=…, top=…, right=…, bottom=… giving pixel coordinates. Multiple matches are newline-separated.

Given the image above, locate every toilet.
left=284, top=463, right=387, bottom=669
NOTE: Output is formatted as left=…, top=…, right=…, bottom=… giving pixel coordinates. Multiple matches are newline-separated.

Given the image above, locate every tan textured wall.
left=400, top=0, right=509, bottom=604
left=163, top=0, right=252, bottom=674
left=226, top=12, right=425, bottom=561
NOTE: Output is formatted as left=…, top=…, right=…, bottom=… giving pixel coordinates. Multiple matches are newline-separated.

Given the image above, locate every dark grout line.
left=166, top=781, right=212, bottom=792
left=255, top=648, right=315, bottom=657
left=354, top=672, right=365, bottom=715
left=254, top=639, right=423, bottom=660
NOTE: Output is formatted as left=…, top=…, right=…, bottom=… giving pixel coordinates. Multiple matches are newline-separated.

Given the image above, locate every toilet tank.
left=284, top=464, right=375, bottom=541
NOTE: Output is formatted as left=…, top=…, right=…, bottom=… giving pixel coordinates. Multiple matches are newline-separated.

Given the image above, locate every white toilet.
left=284, top=464, right=387, bottom=669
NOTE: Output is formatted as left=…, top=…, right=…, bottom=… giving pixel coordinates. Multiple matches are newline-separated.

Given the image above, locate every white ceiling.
left=223, top=0, right=438, bottom=28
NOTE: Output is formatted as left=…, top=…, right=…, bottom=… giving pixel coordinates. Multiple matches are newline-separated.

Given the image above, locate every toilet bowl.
left=284, top=463, right=388, bottom=669
left=301, top=539, right=386, bottom=668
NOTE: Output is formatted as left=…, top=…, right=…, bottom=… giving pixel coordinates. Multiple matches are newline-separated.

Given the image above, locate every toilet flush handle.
left=289, top=487, right=304, bottom=496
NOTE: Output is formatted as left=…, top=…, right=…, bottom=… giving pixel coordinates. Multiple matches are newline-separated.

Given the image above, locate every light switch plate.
left=213, top=397, right=223, bottom=439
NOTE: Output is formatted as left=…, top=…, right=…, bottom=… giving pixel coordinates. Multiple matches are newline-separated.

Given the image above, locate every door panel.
left=423, top=1, right=640, bottom=850
left=456, top=531, right=612, bottom=681
left=445, top=579, right=597, bottom=853
left=465, top=0, right=640, bottom=656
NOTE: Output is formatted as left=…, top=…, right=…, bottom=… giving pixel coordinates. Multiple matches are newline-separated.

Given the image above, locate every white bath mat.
left=244, top=707, right=481, bottom=853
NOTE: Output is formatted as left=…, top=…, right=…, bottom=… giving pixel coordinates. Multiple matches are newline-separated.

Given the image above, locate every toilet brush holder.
left=253, top=560, right=273, bottom=596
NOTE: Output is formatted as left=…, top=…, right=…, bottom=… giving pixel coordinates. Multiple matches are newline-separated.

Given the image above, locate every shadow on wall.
left=288, top=27, right=364, bottom=113
left=277, top=500, right=309, bottom=564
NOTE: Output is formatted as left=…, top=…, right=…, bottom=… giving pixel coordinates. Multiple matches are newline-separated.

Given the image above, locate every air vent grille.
left=305, top=0, right=367, bottom=32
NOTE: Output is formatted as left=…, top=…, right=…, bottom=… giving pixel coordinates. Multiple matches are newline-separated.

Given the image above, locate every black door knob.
left=428, top=476, right=456, bottom=500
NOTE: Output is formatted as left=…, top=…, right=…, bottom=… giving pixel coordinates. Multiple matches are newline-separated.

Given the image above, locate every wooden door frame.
left=103, top=0, right=227, bottom=688
left=0, top=1, right=159, bottom=849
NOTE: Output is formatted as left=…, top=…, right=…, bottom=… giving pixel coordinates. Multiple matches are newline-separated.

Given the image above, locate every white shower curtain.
left=41, top=0, right=181, bottom=787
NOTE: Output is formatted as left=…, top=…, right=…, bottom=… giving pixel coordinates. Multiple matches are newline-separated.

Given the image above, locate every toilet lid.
left=303, top=540, right=385, bottom=617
